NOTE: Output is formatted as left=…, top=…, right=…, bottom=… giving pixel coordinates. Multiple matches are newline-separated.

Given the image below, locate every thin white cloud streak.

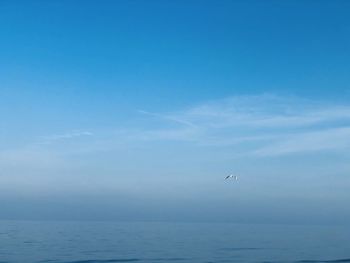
left=38, top=131, right=93, bottom=144
left=137, top=110, right=197, bottom=128
left=136, top=95, right=350, bottom=156
left=129, top=128, right=199, bottom=142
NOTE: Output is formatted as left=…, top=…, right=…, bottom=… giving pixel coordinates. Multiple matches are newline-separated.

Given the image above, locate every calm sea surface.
left=0, top=221, right=349, bottom=263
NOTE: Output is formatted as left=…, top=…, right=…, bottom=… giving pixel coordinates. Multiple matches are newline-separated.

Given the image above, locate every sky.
left=1, top=0, right=350, bottom=224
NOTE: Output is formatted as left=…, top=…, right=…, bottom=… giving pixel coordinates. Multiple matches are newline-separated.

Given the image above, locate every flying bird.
left=225, top=174, right=238, bottom=180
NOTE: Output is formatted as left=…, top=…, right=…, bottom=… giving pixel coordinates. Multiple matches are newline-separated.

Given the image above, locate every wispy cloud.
left=137, top=110, right=197, bottom=128
left=170, top=95, right=350, bottom=129
left=136, top=94, right=350, bottom=156
left=10, top=95, right=350, bottom=158
left=38, top=131, right=93, bottom=145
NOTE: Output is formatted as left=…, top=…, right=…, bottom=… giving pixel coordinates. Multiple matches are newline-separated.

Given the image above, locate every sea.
left=0, top=221, right=349, bottom=263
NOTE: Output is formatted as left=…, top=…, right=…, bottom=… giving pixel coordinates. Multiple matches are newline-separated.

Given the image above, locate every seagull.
left=225, top=174, right=238, bottom=180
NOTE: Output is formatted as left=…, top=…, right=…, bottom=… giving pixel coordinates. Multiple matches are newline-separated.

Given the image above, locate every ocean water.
left=0, top=221, right=349, bottom=263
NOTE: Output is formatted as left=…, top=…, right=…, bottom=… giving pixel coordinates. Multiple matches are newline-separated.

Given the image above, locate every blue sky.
left=1, top=0, right=350, bottom=223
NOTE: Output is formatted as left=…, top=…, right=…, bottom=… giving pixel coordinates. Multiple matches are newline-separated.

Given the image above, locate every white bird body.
left=225, top=174, right=238, bottom=180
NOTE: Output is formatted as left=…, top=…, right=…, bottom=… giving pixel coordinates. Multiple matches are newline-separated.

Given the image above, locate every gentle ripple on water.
left=0, top=221, right=349, bottom=263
